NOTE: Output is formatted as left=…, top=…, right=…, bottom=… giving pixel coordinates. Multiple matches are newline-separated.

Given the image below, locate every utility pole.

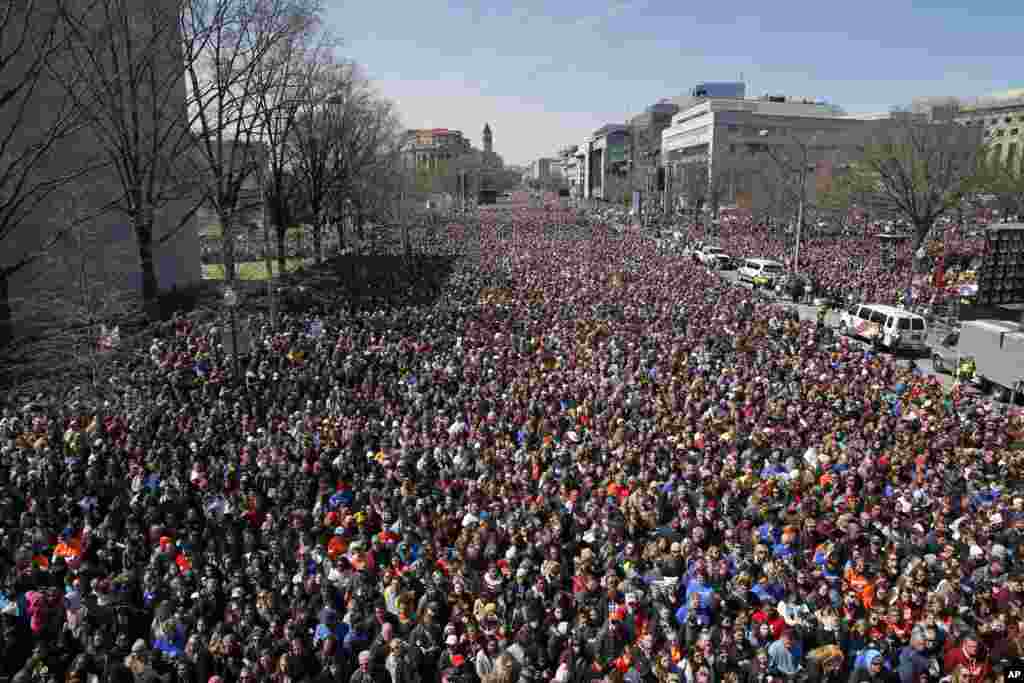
left=794, top=153, right=808, bottom=275
left=753, top=130, right=818, bottom=275
left=260, top=155, right=276, bottom=329
left=400, top=155, right=409, bottom=257
left=662, top=164, right=669, bottom=217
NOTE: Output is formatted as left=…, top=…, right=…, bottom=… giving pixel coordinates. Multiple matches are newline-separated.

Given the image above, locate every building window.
left=727, top=125, right=739, bottom=132
left=1012, top=128, right=1020, bottom=137
left=1006, top=117, right=1014, bottom=124
left=729, top=144, right=736, bottom=153
left=996, top=129, right=1005, bottom=137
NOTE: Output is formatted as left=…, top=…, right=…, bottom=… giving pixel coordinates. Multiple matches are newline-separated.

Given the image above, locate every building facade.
left=529, top=157, right=565, bottom=184
left=628, top=101, right=681, bottom=197
left=580, top=124, right=631, bottom=201
left=661, top=95, right=883, bottom=215
left=956, top=90, right=1024, bottom=170
left=2, top=0, right=201, bottom=334
left=914, top=90, right=1024, bottom=170
left=556, top=145, right=580, bottom=196
left=691, top=82, right=747, bottom=98
left=400, top=128, right=472, bottom=170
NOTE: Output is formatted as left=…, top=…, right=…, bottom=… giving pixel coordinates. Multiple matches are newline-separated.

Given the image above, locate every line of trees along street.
left=0, top=0, right=408, bottom=343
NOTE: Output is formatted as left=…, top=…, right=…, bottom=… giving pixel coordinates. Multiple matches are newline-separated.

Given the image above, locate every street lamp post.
left=755, top=129, right=818, bottom=275
left=663, top=163, right=671, bottom=217
left=222, top=286, right=242, bottom=382
left=258, top=150, right=277, bottom=330
left=793, top=157, right=808, bottom=276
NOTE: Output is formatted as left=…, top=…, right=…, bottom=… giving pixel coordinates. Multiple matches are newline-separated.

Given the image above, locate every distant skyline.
left=324, top=0, right=1023, bottom=166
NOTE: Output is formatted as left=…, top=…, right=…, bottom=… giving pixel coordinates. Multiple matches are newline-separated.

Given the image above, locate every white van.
left=839, top=303, right=928, bottom=352
left=739, top=258, right=785, bottom=285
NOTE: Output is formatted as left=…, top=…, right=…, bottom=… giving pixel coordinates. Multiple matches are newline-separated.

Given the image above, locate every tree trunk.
left=134, top=213, right=161, bottom=319
left=221, top=209, right=236, bottom=284
left=312, top=216, right=323, bottom=264
left=276, top=223, right=287, bottom=277
left=262, top=209, right=274, bottom=293
left=913, top=220, right=932, bottom=274
left=0, top=271, right=12, bottom=347
left=335, top=211, right=345, bottom=251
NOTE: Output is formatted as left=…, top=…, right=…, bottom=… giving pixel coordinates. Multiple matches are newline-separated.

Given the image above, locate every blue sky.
left=323, top=0, right=1022, bottom=166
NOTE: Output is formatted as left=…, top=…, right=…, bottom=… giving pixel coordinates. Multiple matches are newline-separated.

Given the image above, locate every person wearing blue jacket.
left=896, top=628, right=931, bottom=683
left=676, top=589, right=712, bottom=624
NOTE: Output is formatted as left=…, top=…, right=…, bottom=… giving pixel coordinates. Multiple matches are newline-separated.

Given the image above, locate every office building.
left=660, top=94, right=881, bottom=214
left=400, top=128, right=473, bottom=170
left=957, top=90, right=1024, bottom=169
left=578, top=124, right=631, bottom=201
left=691, top=82, right=747, bottom=98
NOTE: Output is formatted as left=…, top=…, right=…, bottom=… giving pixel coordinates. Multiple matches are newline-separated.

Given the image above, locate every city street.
left=4, top=1, right=1024, bottom=682
left=716, top=268, right=959, bottom=391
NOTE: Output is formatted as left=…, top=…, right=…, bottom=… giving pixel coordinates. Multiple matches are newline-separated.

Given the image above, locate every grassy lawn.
left=202, top=258, right=309, bottom=280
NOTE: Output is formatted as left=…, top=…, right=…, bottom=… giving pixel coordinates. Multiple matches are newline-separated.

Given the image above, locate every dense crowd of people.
left=1, top=206, right=1022, bottom=683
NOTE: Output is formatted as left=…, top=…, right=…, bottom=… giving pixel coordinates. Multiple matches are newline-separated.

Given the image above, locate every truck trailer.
left=957, top=319, right=1024, bottom=401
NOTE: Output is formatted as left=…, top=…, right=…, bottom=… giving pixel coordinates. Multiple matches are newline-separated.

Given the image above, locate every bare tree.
left=287, top=59, right=395, bottom=261
left=53, top=0, right=207, bottom=317
left=289, top=59, right=357, bottom=260
left=836, top=115, right=984, bottom=251
left=357, top=144, right=407, bottom=227
left=249, top=14, right=336, bottom=272
left=753, top=157, right=802, bottom=228
left=336, top=90, right=401, bottom=242
left=673, top=159, right=730, bottom=224
left=0, top=1, right=97, bottom=343
left=182, top=0, right=323, bottom=284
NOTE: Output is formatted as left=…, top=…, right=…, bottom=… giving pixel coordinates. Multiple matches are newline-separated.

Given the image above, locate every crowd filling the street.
left=3, top=205, right=1024, bottom=683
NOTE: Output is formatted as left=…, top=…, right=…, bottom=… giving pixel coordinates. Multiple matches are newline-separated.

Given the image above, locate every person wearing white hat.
left=350, top=651, right=374, bottom=683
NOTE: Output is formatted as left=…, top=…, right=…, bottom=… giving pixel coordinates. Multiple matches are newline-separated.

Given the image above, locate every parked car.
left=738, top=258, right=785, bottom=286
left=696, top=245, right=733, bottom=269
left=838, top=303, right=929, bottom=353
left=930, top=329, right=959, bottom=374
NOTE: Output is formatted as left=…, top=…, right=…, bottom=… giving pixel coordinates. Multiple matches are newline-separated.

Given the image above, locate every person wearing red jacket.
left=943, top=632, right=991, bottom=683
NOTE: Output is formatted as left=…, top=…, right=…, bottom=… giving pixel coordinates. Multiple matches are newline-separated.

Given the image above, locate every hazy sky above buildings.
left=324, top=0, right=1022, bottom=166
